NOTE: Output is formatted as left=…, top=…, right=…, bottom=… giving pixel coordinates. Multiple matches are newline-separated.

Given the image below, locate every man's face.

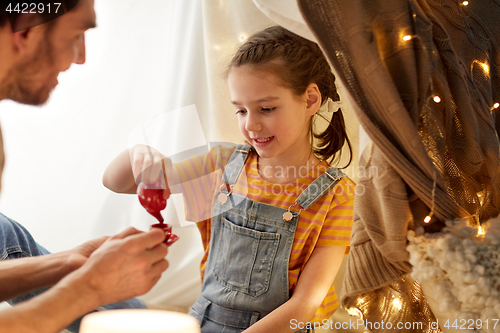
left=6, top=0, right=96, bottom=105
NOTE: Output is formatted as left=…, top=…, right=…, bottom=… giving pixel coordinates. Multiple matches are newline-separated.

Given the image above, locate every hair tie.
left=318, top=98, right=342, bottom=114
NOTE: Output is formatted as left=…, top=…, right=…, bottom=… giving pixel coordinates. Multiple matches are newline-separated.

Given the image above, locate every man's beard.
left=5, top=35, right=56, bottom=106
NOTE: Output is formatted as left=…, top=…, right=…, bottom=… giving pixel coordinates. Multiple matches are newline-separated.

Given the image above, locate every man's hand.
left=0, top=236, right=109, bottom=302
left=0, top=227, right=169, bottom=333
left=73, top=227, right=169, bottom=306
left=63, top=236, right=109, bottom=273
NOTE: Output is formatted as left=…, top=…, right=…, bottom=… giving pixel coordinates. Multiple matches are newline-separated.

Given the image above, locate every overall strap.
left=221, top=144, right=252, bottom=185
left=296, top=167, right=346, bottom=210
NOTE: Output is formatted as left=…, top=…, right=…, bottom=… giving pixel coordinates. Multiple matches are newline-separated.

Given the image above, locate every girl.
left=103, top=26, right=355, bottom=332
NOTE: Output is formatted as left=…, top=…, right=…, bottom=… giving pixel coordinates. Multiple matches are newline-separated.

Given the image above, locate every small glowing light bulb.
left=462, top=1, right=469, bottom=5
left=403, top=35, right=412, bottom=41
left=424, top=216, right=431, bottom=223
left=433, top=96, right=441, bottom=103
left=478, top=226, right=485, bottom=235
left=393, top=298, right=402, bottom=310
left=480, top=63, right=489, bottom=73
left=494, top=103, right=499, bottom=109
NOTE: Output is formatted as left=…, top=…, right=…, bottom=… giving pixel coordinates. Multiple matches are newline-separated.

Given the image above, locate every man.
left=0, top=1, right=170, bottom=332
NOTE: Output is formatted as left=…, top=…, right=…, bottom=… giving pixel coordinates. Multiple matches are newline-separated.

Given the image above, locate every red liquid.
left=137, top=186, right=178, bottom=246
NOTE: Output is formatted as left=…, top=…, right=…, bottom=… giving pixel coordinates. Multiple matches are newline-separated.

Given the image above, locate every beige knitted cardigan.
left=298, top=0, right=500, bottom=330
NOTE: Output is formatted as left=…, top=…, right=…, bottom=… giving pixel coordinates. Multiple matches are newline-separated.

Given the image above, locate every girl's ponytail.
left=313, top=105, right=353, bottom=166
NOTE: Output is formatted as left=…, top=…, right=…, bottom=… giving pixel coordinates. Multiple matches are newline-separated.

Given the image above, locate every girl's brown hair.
left=228, top=26, right=352, bottom=167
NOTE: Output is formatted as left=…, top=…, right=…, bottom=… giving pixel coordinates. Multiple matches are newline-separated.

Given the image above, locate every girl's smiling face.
left=228, top=65, right=319, bottom=164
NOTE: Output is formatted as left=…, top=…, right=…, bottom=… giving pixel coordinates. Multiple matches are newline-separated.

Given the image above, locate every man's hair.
left=0, top=1, right=79, bottom=31
left=0, top=7, right=11, bottom=26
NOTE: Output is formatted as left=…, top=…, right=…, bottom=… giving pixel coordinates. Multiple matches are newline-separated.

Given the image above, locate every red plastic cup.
left=151, top=223, right=179, bottom=246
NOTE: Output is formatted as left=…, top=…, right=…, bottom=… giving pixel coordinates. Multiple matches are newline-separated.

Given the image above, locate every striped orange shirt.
left=174, top=145, right=354, bottom=321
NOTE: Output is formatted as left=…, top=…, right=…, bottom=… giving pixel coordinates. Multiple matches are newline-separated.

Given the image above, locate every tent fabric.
left=298, top=0, right=500, bottom=329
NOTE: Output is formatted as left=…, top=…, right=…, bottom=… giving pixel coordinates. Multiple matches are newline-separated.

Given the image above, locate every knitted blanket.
left=298, top=0, right=500, bottom=331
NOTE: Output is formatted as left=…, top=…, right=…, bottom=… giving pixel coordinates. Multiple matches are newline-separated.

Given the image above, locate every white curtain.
left=0, top=0, right=272, bottom=310
left=0, top=0, right=360, bottom=311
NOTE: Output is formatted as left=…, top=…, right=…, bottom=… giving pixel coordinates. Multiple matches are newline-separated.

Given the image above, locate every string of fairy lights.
left=348, top=0, right=499, bottom=324
left=401, top=0, right=500, bottom=231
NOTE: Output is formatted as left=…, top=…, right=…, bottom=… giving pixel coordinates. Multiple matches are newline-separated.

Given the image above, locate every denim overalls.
left=190, top=145, right=344, bottom=332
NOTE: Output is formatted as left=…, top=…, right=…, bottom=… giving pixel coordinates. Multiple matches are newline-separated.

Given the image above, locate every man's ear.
left=11, top=26, right=40, bottom=54
left=10, top=12, right=43, bottom=33
left=11, top=13, right=42, bottom=52
left=12, top=28, right=31, bottom=53
left=305, top=83, right=321, bottom=116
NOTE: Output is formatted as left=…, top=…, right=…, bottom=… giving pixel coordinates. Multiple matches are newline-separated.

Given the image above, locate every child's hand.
left=129, top=144, right=168, bottom=190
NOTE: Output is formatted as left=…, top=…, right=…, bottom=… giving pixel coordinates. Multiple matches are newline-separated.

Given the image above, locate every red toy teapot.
left=137, top=179, right=179, bottom=246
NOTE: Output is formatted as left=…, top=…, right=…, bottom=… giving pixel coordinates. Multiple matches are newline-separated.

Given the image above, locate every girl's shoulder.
left=312, top=161, right=356, bottom=206
left=334, top=176, right=356, bottom=203
left=207, top=144, right=240, bottom=169
left=175, top=144, right=238, bottom=175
